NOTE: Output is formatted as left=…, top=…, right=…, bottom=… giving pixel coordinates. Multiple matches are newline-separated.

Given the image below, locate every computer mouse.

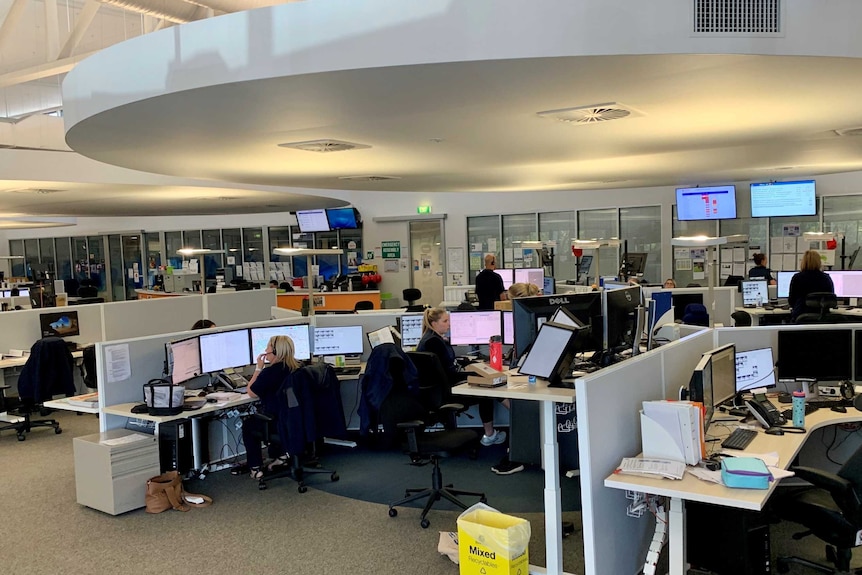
left=765, top=427, right=784, bottom=436
left=831, top=405, right=848, bottom=413
left=206, top=398, right=218, bottom=403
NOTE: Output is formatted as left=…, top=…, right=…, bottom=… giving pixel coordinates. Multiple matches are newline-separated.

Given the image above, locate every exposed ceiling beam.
left=0, top=0, right=29, bottom=53
left=0, top=51, right=99, bottom=88
left=44, top=0, right=60, bottom=61
left=57, top=0, right=102, bottom=60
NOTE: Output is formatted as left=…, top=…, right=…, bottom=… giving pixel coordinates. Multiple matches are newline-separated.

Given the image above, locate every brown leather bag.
left=145, top=471, right=212, bottom=513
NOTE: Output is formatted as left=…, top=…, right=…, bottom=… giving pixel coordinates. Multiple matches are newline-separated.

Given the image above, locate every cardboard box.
left=458, top=507, right=530, bottom=575
left=465, top=363, right=507, bottom=387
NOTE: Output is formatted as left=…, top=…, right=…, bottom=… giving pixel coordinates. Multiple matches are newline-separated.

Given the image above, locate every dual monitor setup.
left=294, top=207, right=361, bottom=233
left=675, top=179, right=816, bottom=221
left=166, top=324, right=365, bottom=386
left=689, top=327, right=856, bottom=432
left=740, top=270, right=862, bottom=306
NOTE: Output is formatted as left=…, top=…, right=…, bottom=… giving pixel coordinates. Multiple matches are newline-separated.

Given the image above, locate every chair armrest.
left=791, top=466, right=861, bottom=517
left=396, top=420, right=425, bottom=430
left=396, top=420, right=425, bottom=453
left=252, top=412, right=274, bottom=423
left=439, top=402, right=466, bottom=413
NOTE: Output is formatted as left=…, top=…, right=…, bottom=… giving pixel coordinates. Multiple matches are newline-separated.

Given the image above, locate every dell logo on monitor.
left=548, top=297, right=571, bottom=305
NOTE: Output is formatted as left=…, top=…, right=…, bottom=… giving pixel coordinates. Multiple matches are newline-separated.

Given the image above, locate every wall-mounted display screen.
left=675, top=185, right=737, bottom=221
left=750, top=180, right=816, bottom=217
left=296, top=209, right=331, bottom=233
left=326, top=208, right=359, bottom=230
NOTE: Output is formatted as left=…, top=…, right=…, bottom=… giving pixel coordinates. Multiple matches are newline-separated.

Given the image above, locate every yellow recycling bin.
left=457, top=504, right=531, bottom=575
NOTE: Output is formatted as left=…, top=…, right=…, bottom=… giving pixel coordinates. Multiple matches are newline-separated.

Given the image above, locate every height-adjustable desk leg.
left=668, top=497, right=687, bottom=575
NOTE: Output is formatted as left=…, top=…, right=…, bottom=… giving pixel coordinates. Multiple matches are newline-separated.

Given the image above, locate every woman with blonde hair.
left=240, top=335, right=301, bottom=478
left=788, top=250, right=834, bottom=321
left=507, top=282, right=540, bottom=299
left=417, top=307, right=507, bottom=447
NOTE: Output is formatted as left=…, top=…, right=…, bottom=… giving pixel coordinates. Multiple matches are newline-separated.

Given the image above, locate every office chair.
left=681, top=303, right=709, bottom=326
left=3, top=337, right=76, bottom=441
left=406, top=351, right=462, bottom=428
left=77, top=285, right=98, bottom=298
left=731, top=310, right=753, bottom=327
left=358, top=343, right=419, bottom=448
left=771, top=441, right=862, bottom=573
left=255, top=363, right=346, bottom=492
left=383, top=354, right=485, bottom=527
left=795, top=292, right=844, bottom=324
left=403, top=288, right=422, bottom=306
left=354, top=300, right=374, bottom=311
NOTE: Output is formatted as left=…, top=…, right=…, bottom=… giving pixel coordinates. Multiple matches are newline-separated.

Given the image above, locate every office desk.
left=453, top=377, right=577, bottom=575
left=604, top=409, right=861, bottom=575
left=734, top=306, right=791, bottom=325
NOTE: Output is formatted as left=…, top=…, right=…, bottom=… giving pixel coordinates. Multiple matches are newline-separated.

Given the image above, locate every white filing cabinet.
left=73, top=429, right=160, bottom=515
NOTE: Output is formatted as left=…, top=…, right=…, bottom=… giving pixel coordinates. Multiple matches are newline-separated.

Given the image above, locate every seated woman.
left=417, top=307, right=506, bottom=447
left=507, top=282, right=540, bottom=299
left=241, top=335, right=301, bottom=478
left=789, top=250, right=835, bottom=321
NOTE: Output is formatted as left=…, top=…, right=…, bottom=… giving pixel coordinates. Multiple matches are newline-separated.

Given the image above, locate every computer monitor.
left=602, top=284, right=644, bottom=354
left=199, top=329, right=252, bottom=373
left=511, top=292, right=603, bottom=364
left=325, top=207, right=359, bottom=230
left=776, top=271, right=797, bottom=299
left=741, top=280, right=769, bottom=306
left=621, top=253, right=647, bottom=277
left=449, top=310, right=502, bottom=346
left=603, top=281, right=629, bottom=290
left=543, top=276, right=555, bottom=295
left=313, top=325, right=364, bottom=356
left=397, top=313, right=424, bottom=350
left=18, top=288, right=29, bottom=297
left=493, top=269, right=514, bottom=290
left=778, top=329, right=852, bottom=381
left=518, top=322, right=586, bottom=388
left=167, top=337, right=202, bottom=385
left=250, top=324, right=312, bottom=361
left=826, top=270, right=862, bottom=298
left=672, top=293, right=704, bottom=321
left=502, top=311, right=514, bottom=345
left=514, top=268, right=544, bottom=288
left=39, top=310, right=80, bottom=338
left=578, top=255, right=593, bottom=277
left=295, top=209, right=331, bottom=233
left=735, top=347, right=777, bottom=394
left=687, top=343, right=735, bottom=431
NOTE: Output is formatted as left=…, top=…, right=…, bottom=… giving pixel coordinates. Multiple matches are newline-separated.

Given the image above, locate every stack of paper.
left=66, top=392, right=99, bottom=408
left=640, top=400, right=704, bottom=465
left=615, top=457, right=686, bottom=480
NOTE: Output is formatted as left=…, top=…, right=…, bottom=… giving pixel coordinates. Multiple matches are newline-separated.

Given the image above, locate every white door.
left=409, top=220, right=445, bottom=306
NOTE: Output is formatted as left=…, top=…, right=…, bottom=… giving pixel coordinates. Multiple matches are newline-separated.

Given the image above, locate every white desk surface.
left=734, top=306, right=791, bottom=316
left=103, top=395, right=256, bottom=423
left=43, top=397, right=99, bottom=414
left=452, top=376, right=575, bottom=403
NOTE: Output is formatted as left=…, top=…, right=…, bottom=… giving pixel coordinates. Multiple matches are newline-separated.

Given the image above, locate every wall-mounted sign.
left=381, top=241, right=401, bottom=258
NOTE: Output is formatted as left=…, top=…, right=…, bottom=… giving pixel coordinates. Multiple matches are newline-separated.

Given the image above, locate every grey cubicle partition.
left=271, top=306, right=302, bottom=319
left=642, top=286, right=737, bottom=326
left=102, top=296, right=205, bottom=340
left=0, top=304, right=103, bottom=354
left=578, top=329, right=716, bottom=575
left=204, top=289, right=276, bottom=327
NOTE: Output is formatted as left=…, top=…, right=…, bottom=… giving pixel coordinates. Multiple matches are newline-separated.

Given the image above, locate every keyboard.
left=721, top=428, right=758, bottom=450
left=781, top=405, right=819, bottom=420
left=332, top=366, right=361, bottom=376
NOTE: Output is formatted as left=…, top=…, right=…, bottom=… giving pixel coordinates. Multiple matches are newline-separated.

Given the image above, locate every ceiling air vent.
left=9, top=188, right=65, bottom=195
left=537, top=102, right=642, bottom=124
left=338, top=175, right=401, bottom=182
left=693, top=0, right=782, bottom=34
left=835, top=127, right=862, bottom=137
left=278, top=139, right=371, bottom=153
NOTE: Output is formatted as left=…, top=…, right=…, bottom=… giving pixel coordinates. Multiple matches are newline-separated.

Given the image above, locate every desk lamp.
left=571, top=238, right=621, bottom=285
left=177, top=248, right=225, bottom=295
left=272, top=247, right=344, bottom=318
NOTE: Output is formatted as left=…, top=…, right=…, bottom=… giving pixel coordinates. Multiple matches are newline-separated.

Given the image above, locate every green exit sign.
left=417, top=205, right=431, bottom=214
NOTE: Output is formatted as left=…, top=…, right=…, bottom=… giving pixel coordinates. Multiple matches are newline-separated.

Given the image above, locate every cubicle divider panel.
left=102, top=295, right=205, bottom=340
left=659, top=330, right=723, bottom=400
left=204, top=289, right=277, bottom=327
left=715, top=326, right=779, bottom=355
left=578, top=329, right=715, bottom=575
left=642, top=286, right=737, bottom=327
left=0, top=305, right=102, bottom=354
left=315, top=312, right=402, bottom=361
left=271, top=306, right=302, bottom=319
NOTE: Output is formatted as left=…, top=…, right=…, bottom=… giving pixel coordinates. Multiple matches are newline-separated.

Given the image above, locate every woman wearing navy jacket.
left=416, top=307, right=506, bottom=447
left=241, top=335, right=300, bottom=478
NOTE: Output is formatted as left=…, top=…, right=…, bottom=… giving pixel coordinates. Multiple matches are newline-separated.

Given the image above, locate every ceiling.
left=7, top=0, right=862, bottom=219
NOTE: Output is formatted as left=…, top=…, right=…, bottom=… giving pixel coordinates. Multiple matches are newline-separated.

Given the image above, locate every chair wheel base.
left=388, top=508, right=397, bottom=517
left=420, top=518, right=430, bottom=529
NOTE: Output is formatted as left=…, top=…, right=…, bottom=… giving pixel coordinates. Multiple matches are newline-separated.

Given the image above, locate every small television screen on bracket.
left=675, top=185, right=737, bottom=221
left=326, top=207, right=359, bottom=230
left=750, top=180, right=816, bottom=218
left=295, top=209, right=331, bottom=233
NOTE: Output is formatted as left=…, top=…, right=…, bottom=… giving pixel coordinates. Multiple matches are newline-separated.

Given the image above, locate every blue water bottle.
left=792, top=390, right=806, bottom=428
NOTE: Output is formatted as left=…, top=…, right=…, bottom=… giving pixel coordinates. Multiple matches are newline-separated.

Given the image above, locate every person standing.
left=475, top=254, right=507, bottom=310
left=788, top=250, right=834, bottom=321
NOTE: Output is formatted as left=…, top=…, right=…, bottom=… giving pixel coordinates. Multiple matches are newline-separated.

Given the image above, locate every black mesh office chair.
left=77, top=285, right=98, bottom=298
left=681, top=303, right=709, bottom=326
left=771, top=441, right=862, bottom=573
left=403, top=288, right=422, bottom=306
left=731, top=310, right=753, bottom=327
left=2, top=337, right=75, bottom=441
left=354, top=300, right=374, bottom=311
left=254, top=363, right=346, bottom=492
left=795, top=292, right=844, bottom=324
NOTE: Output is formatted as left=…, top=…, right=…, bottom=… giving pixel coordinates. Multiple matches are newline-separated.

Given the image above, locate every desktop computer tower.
left=686, top=501, right=771, bottom=575
left=158, top=420, right=193, bottom=474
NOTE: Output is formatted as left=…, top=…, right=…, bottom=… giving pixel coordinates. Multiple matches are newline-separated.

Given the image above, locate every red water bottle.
left=489, top=336, right=503, bottom=371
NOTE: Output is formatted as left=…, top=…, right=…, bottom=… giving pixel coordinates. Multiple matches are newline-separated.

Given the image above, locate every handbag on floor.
left=145, top=470, right=213, bottom=513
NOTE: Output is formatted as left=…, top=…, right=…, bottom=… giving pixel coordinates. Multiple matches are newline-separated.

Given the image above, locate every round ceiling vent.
left=537, top=102, right=642, bottom=124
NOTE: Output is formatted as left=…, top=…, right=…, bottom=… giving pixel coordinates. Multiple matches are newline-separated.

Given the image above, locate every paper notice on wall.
left=797, top=237, right=812, bottom=252
left=504, top=248, right=514, bottom=262
left=692, top=260, right=705, bottom=280
left=720, top=263, right=732, bottom=278
left=782, top=254, right=797, bottom=271
left=674, top=248, right=690, bottom=259
left=770, top=237, right=784, bottom=254
left=384, top=259, right=399, bottom=272
left=733, top=247, right=745, bottom=262
left=676, top=258, right=692, bottom=271
left=720, top=248, right=733, bottom=263
left=733, top=263, right=746, bottom=277
left=104, top=343, right=131, bottom=384
left=487, top=238, right=497, bottom=252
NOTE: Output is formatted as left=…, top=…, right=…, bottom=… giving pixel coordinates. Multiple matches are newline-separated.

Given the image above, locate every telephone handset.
left=745, top=395, right=786, bottom=428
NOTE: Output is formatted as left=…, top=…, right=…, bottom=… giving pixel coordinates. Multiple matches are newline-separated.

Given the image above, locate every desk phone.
left=217, top=370, right=249, bottom=390
left=745, top=395, right=786, bottom=428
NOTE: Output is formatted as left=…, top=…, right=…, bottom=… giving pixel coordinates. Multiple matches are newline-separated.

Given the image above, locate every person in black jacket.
left=416, top=307, right=506, bottom=447
left=788, top=250, right=835, bottom=321
left=241, top=335, right=300, bottom=478
left=474, top=254, right=507, bottom=311
left=748, top=253, right=775, bottom=285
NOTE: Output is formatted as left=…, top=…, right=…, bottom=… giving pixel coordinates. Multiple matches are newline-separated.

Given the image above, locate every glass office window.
left=269, top=226, right=293, bottom=278
left=242, top=227, right=264, bottom=263
left=539, top=211, right=576, bottom=281
left=108, top=235, right=124, bottom=302
left=467, top=215, right=500, bottom=282
left=55, top=237, right=72, bottom=281
left=315, top=230, right=340, bottom=280
left=164, top=231, right=183, bottom=269
left=824, top=195, right=862, bottom=270
left=23, top=238, right=38, bottom=279
left=201, top=229, right=223, bottom=280
left=340, top=228, right=362, bottom=272
left=502, top=213, right=538, bottom=268
left=9, top=239, right=24, bottom=277
left=672, top=209, right=717, bottom=287
left=620, top=206, right=661, bottom=283
left=578, top=208, right=619, bottom=279
left=39, top=238, right=55, bottom=272
left=291, top=232, right=314, bottom=279
left=182, top=230, right=202, bottom=250
left=769, top=214, right=821, bottom=271
left=721, top=217, right=767, bottom=277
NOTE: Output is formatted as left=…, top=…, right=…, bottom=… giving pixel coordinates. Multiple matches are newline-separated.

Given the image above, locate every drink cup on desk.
left=792, top=390, right=806, bottom=428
